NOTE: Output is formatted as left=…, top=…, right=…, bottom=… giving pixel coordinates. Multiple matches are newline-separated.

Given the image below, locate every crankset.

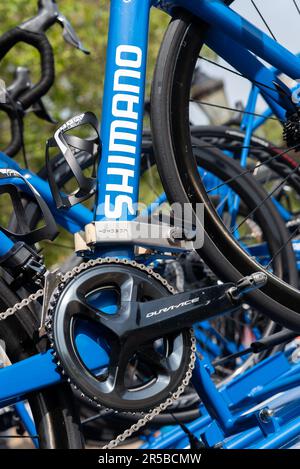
left=46, top=258, right=266, bottom=413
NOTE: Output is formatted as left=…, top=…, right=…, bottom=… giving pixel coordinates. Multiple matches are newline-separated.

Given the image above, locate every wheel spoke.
left=197, top=55, right=279, bottom=95
left=231, top=160, right=300, bottom=234
left=190, top=99, right=282, bottom=122
left=250, top=0, right=277, bottom=41
left=204, top=145, right=300, bottom=194
left=293, top=0, right=300, bottom=16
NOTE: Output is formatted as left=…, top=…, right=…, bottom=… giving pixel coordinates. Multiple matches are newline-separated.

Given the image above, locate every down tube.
left=96, top=0, right=151, bottom=228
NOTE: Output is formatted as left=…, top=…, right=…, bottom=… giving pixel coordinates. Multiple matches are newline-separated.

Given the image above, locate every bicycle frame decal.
left=97, top=0, right=151, bottom=227
left=103, top=45, right=143, bottom=220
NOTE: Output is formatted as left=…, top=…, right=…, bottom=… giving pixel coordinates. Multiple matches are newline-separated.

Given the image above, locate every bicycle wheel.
left=20, top=137, right=295, bottom=351
left=9, top=134, right=294, bottom=436
left=192, top=125, right=300, bottom=217
left=0, top=279, right=83, bottom=448
left=151, top=11, right=300, bottom=331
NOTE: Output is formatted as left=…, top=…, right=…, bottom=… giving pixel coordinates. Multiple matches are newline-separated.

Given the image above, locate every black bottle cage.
left=46, top=112, right=100, bottom=209
left=0, top=168, right=58, bottom=244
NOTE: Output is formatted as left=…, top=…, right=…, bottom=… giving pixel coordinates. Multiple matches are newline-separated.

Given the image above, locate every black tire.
left=12, top=133, right=296, bottom=288
left=0, top=280, right=83, bottom=448
left=191, top=125, right=300, bottom=196
left=150, top=12, right=300, bottom=331
left=192, top=141, right=298, bottom=285
left=7, top=132, right=295, bottom=431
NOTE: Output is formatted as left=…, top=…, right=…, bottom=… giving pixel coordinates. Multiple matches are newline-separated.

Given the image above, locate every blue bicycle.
left=1, top=0, right=300, bottom=450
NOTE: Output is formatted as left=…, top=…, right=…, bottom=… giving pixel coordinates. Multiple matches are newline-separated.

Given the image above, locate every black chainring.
left=47, top=261, right=192, bottom=412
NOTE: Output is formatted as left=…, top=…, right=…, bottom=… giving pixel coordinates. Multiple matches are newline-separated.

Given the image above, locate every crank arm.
left=95, top=273, right=267, bottom=346
left=138, top=273, right=267, bottom=340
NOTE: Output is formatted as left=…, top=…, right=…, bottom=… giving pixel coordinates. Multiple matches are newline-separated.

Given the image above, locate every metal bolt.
left=169, top=227, right=196, bottom=242
left=213, top=442, right=224, bottom=449
left=169, top=227, right=183, bottom=241
left=184, top=228, right=197, bottom=241
left=259, top=408, right=274, bottom=423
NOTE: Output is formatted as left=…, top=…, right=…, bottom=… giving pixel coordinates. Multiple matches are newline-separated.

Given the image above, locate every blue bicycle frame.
left=142, top=344, right=300, bottom=449
left=1, top=0, right=300, bottom=447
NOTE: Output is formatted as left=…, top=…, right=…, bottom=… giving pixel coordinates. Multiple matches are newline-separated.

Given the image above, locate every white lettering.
left=107, top=167, right=134, bottom=194
left=114, top=68, right=141, bottom=94
left=104, top=45, right=143, bottom=219
left=109, top=120, right=137, bottom=154
left=105, top=194, right=135, bottom=219
left=146, top=297, right=200, bottom=319
left=116, top=45, right=142, bottom=68
left=112, top=93, right=139, bottom=120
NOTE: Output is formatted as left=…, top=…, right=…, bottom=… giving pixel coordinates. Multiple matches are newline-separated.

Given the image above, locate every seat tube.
left=96, top=0, right=152, bottom=226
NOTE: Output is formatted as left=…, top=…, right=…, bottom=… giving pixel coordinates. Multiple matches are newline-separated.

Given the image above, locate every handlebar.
left=0, top=0, right=89, bottom=111
left=4, top=114, right=22, bottom=157
left=0, top=27, right=55, bottom=109
left=0, top=1, right=89, bottom=157
left=0, top=67, right=56, bottom=157
left=6, top=67, right=31, bottom=100
left=0, top=68, right=30, bottom=156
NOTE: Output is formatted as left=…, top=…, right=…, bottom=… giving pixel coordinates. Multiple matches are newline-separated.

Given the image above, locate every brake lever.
left=7, top=67, right=31, bottom=100
left=56, top=14, right=90, bottom=55
left=31, top=98, right=57, bottom=124
left=8, top=67, right=56, bottom=123
left=20, top=0, right=89, bottom=54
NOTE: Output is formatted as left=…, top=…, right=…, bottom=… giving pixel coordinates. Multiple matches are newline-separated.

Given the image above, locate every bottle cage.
left=0, top=168, right=58, bottom=244
left=46, top=112, right=100, bottom=209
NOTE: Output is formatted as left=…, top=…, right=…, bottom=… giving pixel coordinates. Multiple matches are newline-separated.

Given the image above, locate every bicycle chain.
left=0, top=289, right=44, bottom=322
left=103, top=332, right=196, bottom=449
left=0, top=257, right=197, bottom=449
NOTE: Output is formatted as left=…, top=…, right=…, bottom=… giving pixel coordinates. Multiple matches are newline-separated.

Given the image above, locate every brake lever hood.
left=20, top=0, right=90, bottom=54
